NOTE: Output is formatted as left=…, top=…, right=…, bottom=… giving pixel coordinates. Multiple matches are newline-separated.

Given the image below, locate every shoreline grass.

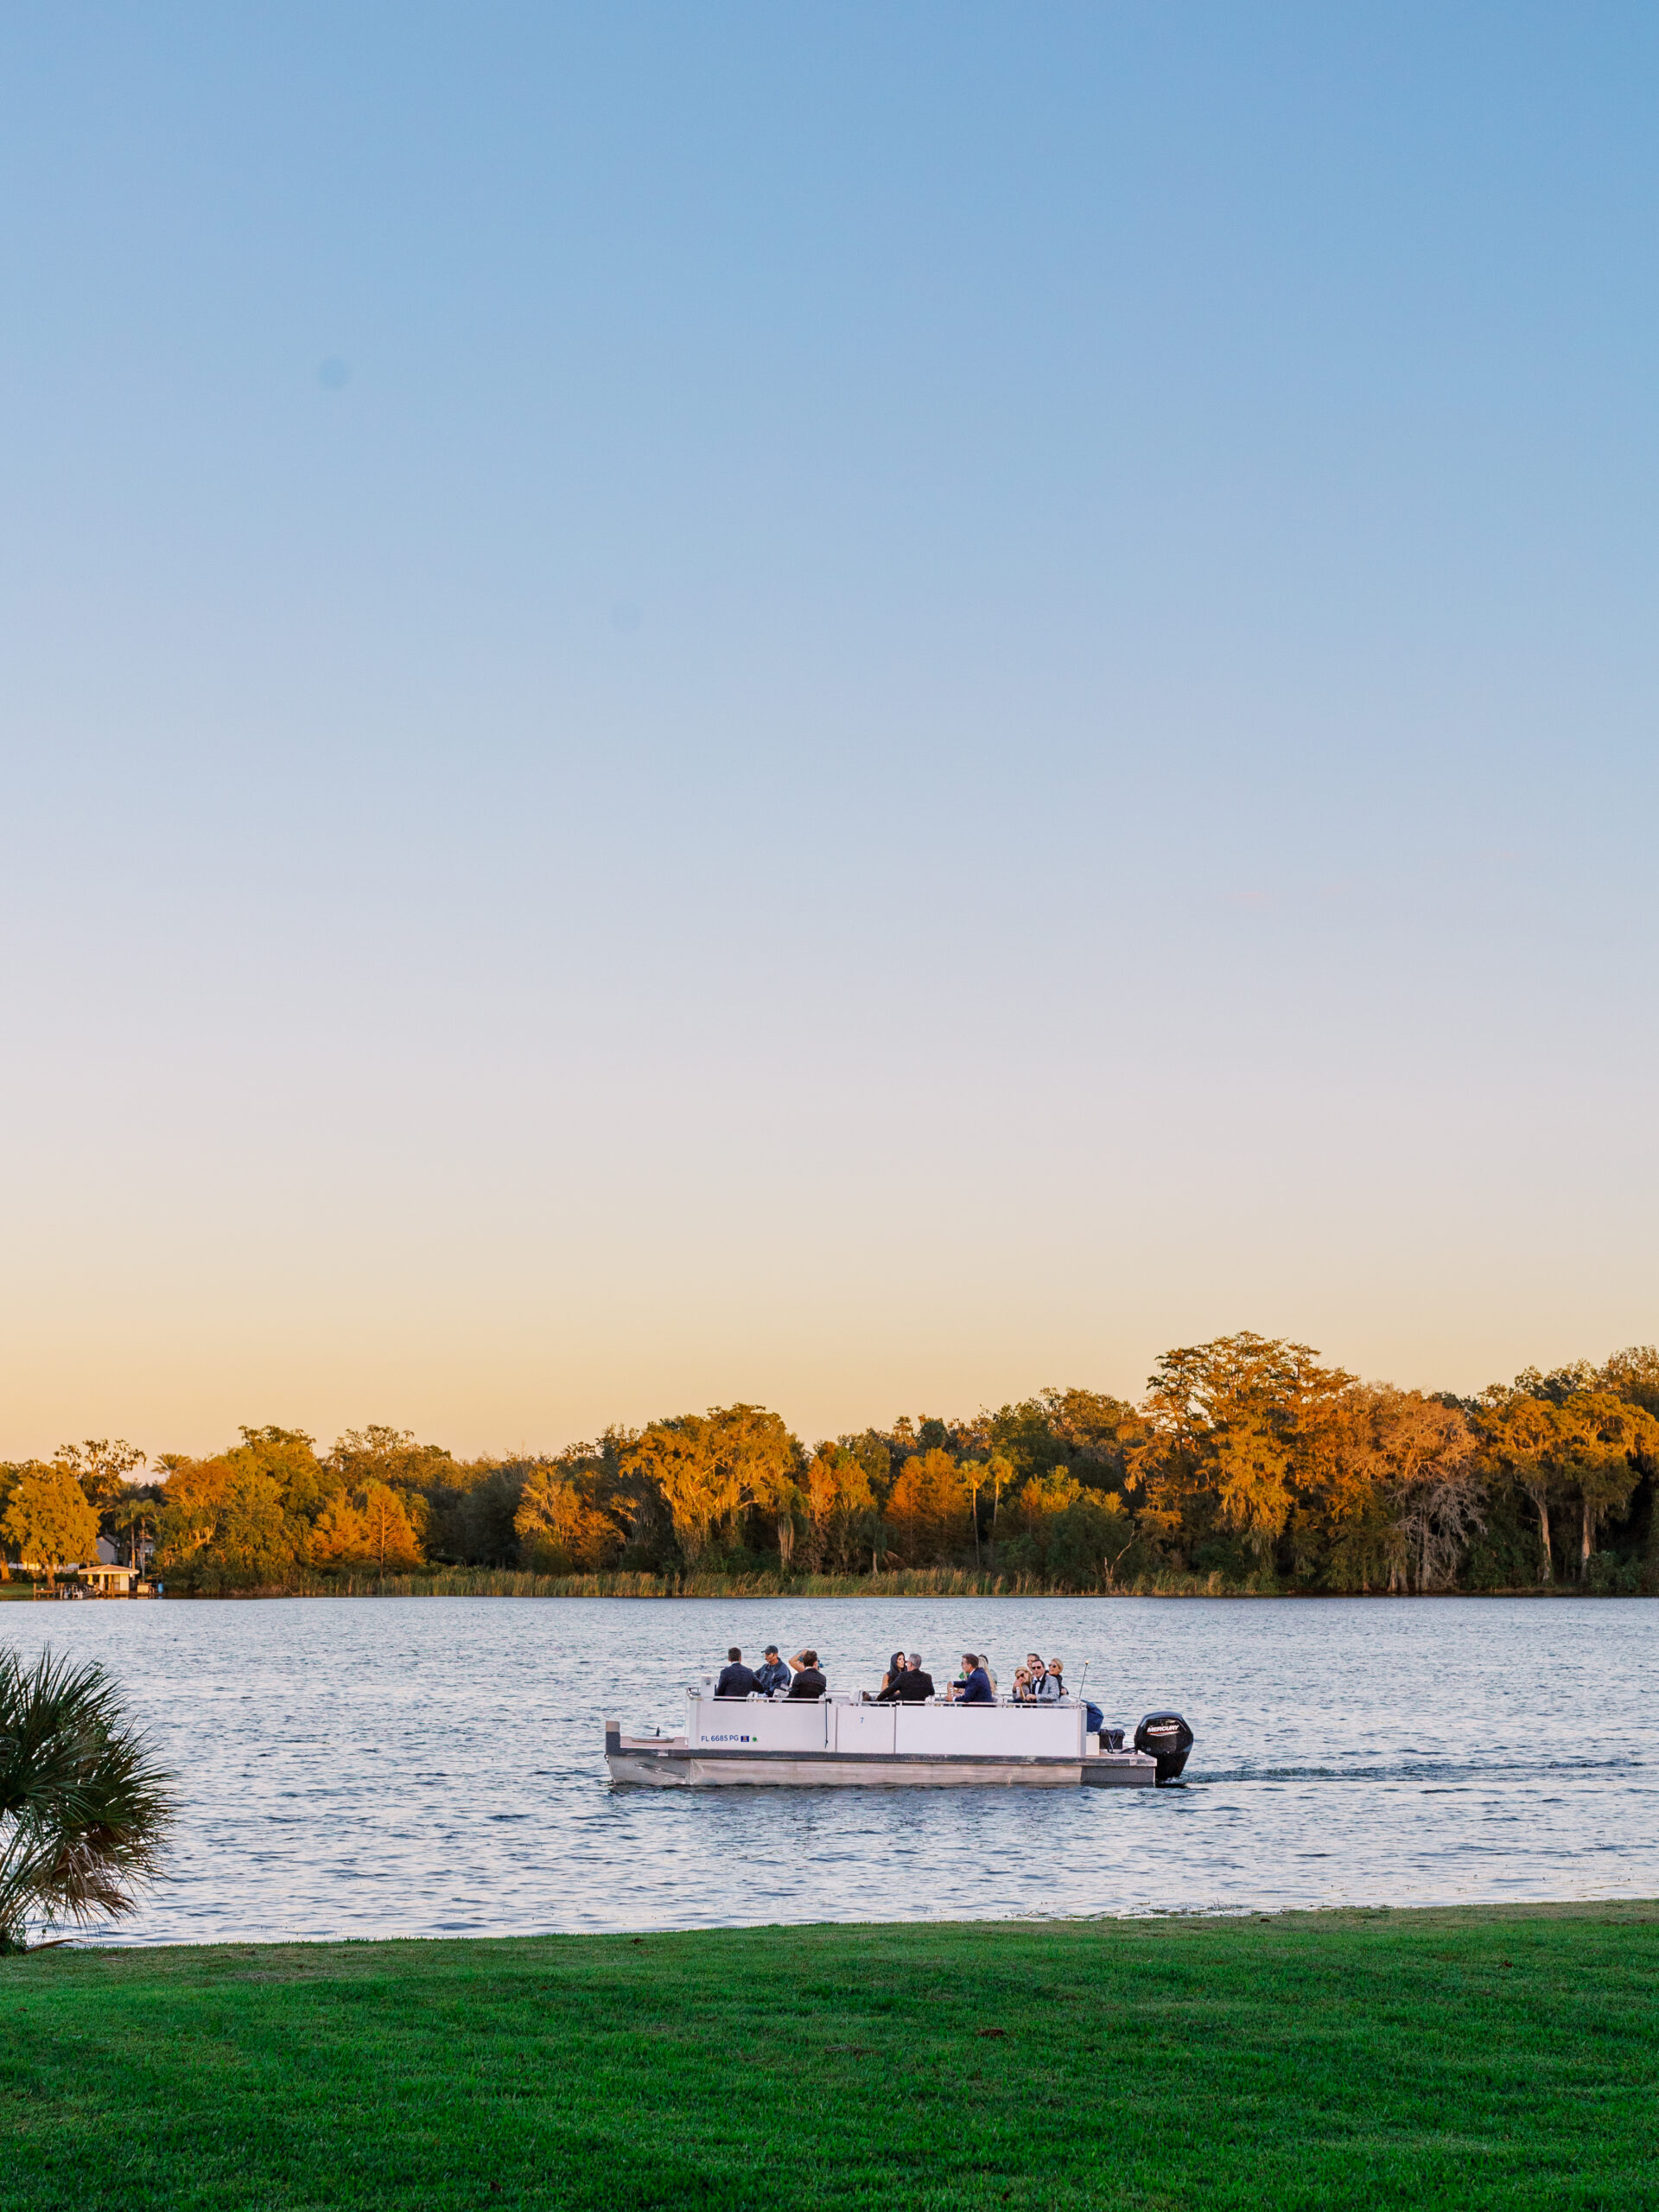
left=116, top=1566, right=1649, bottom=1600
left=3, top=1902, right=1655, bottom=2209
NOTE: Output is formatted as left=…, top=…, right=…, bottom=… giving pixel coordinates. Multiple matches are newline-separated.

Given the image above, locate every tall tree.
left=308, top=1491, right=372, bottom=1565
left=1009, top=1470, right=1084, bottom=1545
left=1476, top=1393, right=1568, bottom=1583
left=885, top=1448, right=972, bottom=1566
left=356, top=1482, right=423, bottom=1573
left=620, top=1405, right=796, bottom=1565
left=1369, top=1389, right=1482, bottom=1592
left=327, top=1427, right=455, bottom=1492
left=983, top=1389, right=1138, bottom=1490
left=153, top=1458, right=235, bottom=1569
left=154, top=1460, right=299, bottom=1587
left=109, top=1491, right=160, bottom=1572
left=227, top=1427, right=338, bottom=1520
left=2, top=1470, right=100, bottom=1585
left=201, top=1472, right=297, bottom=1585
left=834, top=1433, right=893, bottom=1505
left=1476, top=1380, right=1657, bottom=1580
left=801, top=1445, right=877, bottom=1573
left=1555, top=1393, right=1659, bottom=1568
left=1134, top=1334, right=1352, bottom=1560
left=1597, top=1346, right=1659, bottom=1420
left=53, top=1440, right=146, bottom=1512
left=513, top=1469, right=621, bottom=1573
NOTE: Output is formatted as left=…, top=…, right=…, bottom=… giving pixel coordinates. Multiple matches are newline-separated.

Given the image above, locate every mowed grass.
left=3, top=1904, right=1656, bottom=2210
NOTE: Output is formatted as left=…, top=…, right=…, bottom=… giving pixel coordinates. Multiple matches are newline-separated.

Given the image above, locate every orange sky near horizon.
left=3, top=1076, right=1649, bottom=1460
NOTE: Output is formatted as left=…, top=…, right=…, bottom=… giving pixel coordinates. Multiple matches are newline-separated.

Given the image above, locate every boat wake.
left=1187, top=1753, right=1644, bottom=1786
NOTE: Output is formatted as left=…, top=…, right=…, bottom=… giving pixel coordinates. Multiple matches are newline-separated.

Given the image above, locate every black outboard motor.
left=1134, top=1712, right=1194, bottom=1784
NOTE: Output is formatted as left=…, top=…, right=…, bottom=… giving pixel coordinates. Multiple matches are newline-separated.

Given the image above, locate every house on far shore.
left=79, top=1560, right=141, bottom=1594
left=10, top=1540, right=149, bottom=1594
left=78, top=1537, right=154, bottom=1592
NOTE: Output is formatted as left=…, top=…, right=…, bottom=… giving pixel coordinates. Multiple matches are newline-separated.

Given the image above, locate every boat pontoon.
left=605, top=1688, right=1193, bottom=1789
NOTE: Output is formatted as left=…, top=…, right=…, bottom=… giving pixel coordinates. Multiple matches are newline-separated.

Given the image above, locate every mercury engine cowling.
left=1134, top=1712, right=1194, bottom=1783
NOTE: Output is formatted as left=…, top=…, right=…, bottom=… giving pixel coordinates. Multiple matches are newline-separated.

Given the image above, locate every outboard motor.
left=1134, top=1712, right=1194, bottom=1784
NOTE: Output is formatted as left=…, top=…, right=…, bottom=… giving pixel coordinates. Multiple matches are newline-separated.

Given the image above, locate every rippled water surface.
left=3, top=1595, right=1655, bottom=1942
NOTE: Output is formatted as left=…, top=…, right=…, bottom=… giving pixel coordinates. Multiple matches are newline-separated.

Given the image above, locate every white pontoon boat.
left=605, top=1688, right=1193, bottom=1789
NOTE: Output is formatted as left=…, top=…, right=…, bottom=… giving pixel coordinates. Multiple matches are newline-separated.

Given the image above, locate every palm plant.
left=0, top=1649, right=175, bottom=1954
left=110, top=1494, right=157, bottom=1572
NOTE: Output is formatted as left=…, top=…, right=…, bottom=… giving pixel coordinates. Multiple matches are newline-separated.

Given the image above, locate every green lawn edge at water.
left=3, top=1906, right=1656, bottom=2211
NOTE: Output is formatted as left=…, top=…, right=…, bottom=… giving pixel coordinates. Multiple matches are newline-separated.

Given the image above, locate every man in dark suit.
left=715, top=1647, right=760, bottom=1697
left=878, top=1652, right=935, bottom=1702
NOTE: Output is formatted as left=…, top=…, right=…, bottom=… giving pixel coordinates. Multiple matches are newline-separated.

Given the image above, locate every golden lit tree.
left=1476, top=1392, right=1569, bottom=1583
left=153, top=1457, right=234, bottom=1570
left=1294, top=1387, right=1393, bottom=1588
left=308, top=1492, right=372, bottom=1565
left=620, top=1405, right=795, bottom=1564
left=1133, top=1334, right=1352, bottom=1560
left=2, top=1469, right=100, bottom=1585
left=513, top=1469, right=621, bottom=1573
left=153, top=1459, right=298, bottom=1586
left=1368, top=1389, right=1481, bottom=1592
left=1556, top=1392, right=1659, bottom=1569
left=212, top=1473, right=297, bottom=1582
left=884, top=1448, right=972, bottom=1566
left=1472, top=1385, right=1656, bottom=1583
left=356, top=1481, right=423, bottom=1572
left=1011, top=1470, right=1083, bottom=1535
left=801, top=1445, right=876, bottom=1573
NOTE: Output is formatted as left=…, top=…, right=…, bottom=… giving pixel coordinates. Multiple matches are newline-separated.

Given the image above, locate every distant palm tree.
left=0, top=1650, right=175, bottom=1954
left=110, top=1494, right=156, bottom=1572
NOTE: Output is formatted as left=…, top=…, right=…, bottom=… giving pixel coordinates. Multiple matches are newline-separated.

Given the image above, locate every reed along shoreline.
left=5, top=1901, right=1655, bottom=2209
left=22, top=1566, right=1649, bottom=1599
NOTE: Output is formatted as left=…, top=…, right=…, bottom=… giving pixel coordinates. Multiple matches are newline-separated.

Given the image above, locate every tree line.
left=3, top=1332, right=1657, bottom=1595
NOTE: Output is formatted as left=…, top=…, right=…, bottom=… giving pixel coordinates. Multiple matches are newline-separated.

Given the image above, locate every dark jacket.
left=879, top=1670, right=935, bottom=1703
left=787, top=1667, right=827, bottom=1700
left=715, top=1663, right=760, bottom=1698
left=958, top=1666, right=995, bottom=1704
left=753, top=1659, right=791, bottom=1695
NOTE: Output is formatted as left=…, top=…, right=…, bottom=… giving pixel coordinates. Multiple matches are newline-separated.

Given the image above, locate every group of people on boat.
left=713, top=1645, right=820, bottom=1699
left=712, top=1646, right=1068, bottom=1704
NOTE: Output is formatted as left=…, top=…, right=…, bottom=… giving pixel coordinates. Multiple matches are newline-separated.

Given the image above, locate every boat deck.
left=605, top=1692, right=1160, bottom=1788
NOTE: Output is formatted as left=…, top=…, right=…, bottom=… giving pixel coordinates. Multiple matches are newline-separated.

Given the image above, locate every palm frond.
left=0, top=1649, right=175, bottom=1950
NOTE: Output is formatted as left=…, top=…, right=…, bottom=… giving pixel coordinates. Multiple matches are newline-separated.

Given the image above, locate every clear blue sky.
left=3, top=3, right=1656, bottom=1454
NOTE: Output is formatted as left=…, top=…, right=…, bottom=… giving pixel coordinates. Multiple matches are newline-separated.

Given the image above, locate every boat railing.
left=695, top=1688, right=1082, bottom=1707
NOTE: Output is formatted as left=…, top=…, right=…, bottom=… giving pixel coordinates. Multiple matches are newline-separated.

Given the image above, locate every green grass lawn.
left=3, top=1904, right=1656, bottom=2210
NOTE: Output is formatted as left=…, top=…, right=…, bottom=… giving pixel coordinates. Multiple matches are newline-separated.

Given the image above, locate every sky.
left=3, top=3, right=1656, bottom=1459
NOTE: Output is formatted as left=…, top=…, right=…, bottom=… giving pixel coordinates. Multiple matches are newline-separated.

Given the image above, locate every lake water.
left=3, top=1595, right=1655, bottom=1944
